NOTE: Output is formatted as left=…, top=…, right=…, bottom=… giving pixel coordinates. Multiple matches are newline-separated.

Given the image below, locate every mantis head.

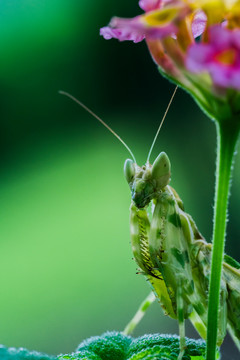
left=124, top=152, right=171, bottom=208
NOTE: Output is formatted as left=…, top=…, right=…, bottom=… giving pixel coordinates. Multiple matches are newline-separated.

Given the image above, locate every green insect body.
left=59, top=89, right=240, bottom=359
left=124, top=152, right=240, bottom=358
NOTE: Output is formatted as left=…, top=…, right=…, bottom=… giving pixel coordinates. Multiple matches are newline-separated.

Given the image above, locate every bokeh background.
left=0, top=1, right=240, bottom=359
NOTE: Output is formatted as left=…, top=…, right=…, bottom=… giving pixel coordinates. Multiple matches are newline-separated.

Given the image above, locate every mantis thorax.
left=124, top=152, right=171, bottom=208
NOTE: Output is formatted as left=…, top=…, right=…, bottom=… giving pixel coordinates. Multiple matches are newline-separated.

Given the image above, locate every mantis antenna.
left=146, top=86, right=178, bottom=163
left=59, top=91, right=137, bottom=163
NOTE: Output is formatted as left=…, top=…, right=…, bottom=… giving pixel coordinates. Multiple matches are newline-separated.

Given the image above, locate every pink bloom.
left=100, top=26, right=145, bottom=43
left=191, top=11, right=207, bottom=38
left=100, top=0, right=206, bottom=44
left=100, top=1, right=190, bottom=43
left=186, top=25, right=240, bottom=90
left=100, top=15, right=176, bottom=43
left=139, top=0, right=162, bottom=11
left=104, top=15, right=177, bottom=41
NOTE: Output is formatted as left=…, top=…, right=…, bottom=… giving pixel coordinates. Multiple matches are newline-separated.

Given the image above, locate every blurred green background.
left=0, top=1, right=239, bottom=359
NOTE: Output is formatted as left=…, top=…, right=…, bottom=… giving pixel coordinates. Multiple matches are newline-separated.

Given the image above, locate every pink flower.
left=100, top=0, right=240, bottom=119
left=186, top=25, right=240, bottom=90
left=191, top=11, right=207, bottom=38
left=139, top=0, right=162, bottom=11
left=100, top=26, right=145, bottom=43
left=100, top=1, right=191, bottom=43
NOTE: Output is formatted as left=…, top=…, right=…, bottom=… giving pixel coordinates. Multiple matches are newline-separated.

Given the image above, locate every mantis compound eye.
left=124, top=159, right=136, bottom=184
left=151, top=152, right=171, bottom=188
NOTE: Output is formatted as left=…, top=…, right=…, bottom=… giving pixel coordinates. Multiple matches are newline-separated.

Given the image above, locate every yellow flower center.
left=214, top=48, right=237, bottom=65
left=143, top=8, right=178, bottom=26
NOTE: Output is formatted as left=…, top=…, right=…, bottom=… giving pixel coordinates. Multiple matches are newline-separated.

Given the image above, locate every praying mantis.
left=60, top=89, right=240, bottom=359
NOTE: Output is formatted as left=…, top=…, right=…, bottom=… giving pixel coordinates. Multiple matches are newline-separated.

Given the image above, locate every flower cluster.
left=100, top=0, right=240, bottom=120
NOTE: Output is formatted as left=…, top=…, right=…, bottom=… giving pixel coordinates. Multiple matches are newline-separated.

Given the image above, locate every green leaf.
left=72, top=331, right=131, bottom=360
left=0, top=345, right=56, bottom=360
left=58, top=332, right=216, bottom=360
left=1, top=332, right=219, bottom=360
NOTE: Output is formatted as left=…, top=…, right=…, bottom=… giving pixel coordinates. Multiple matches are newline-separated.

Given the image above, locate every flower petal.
left=100, top=26, right=145, bottom=43
left=186, top=25, right=240, bottom=90
left=100, top=2, right=190, bottom=43
left=209, top=62, right=240, bottom=89
left=191, top=10, right=207, bottom=38
left=100, top=12, right=177, bottom=43
left=186, top=44, right=214, bottom=72
left=139, top=0, right=162, bottom=11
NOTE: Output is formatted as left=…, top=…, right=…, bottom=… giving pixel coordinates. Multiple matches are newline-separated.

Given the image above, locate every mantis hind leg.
left=216, top=281, right=228, bottom=346
left=177, top=280, right=186, bottom=360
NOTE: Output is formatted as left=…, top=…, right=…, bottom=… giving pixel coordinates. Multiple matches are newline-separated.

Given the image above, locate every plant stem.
left=206, top=119, right=240, bottom=360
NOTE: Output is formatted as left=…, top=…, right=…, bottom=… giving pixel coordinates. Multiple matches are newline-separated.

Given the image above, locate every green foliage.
left=0, top=345, right=56, bottom=360
left=59, top=332, right=208, bottom=360
left=0, top=332, right=220, bottom=360
left=73, top=331, right=131, bottom=360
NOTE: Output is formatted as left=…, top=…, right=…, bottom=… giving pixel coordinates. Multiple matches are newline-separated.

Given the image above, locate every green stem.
left=206, top=119, right=240, bottom=360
